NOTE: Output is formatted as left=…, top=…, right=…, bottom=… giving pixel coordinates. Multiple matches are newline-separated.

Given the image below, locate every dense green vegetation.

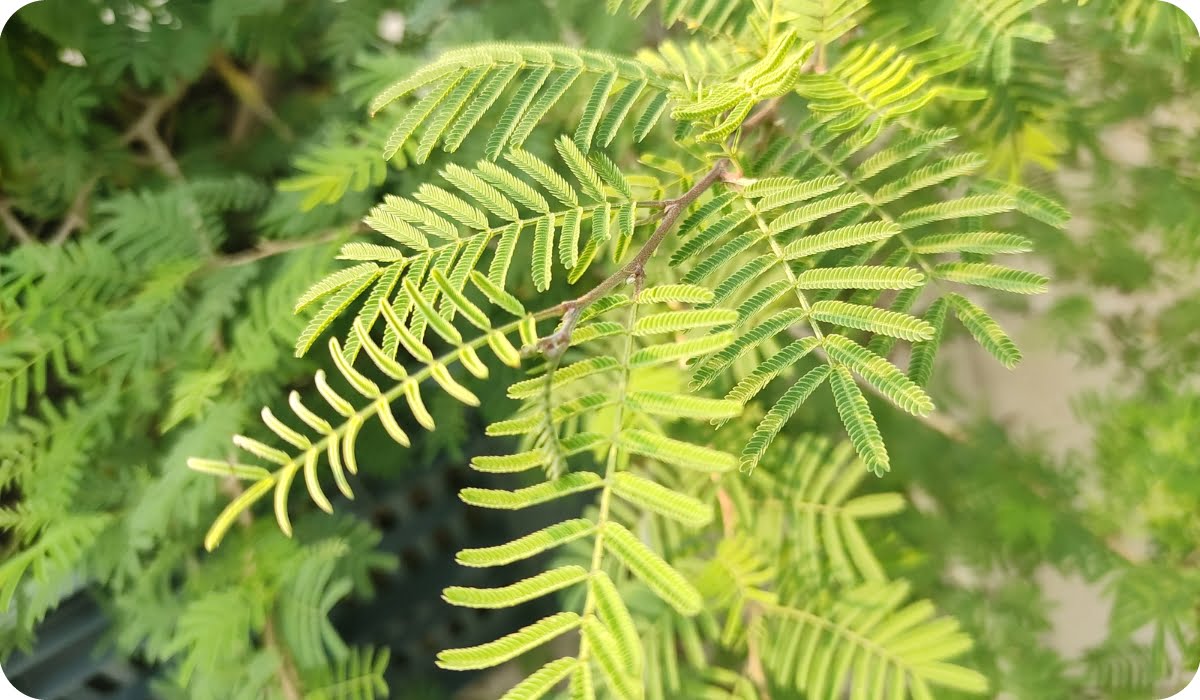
left=2, top=1, right=1198, bottom=698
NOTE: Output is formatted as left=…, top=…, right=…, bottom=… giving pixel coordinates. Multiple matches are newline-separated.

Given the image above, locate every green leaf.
left=294, top=263, right=379, bottom=313
left=532, top=216, right=554, bottom=292
left=947, top=293, right=1022, bottom=368
left=596, top=78, right=647, bottom=147
left=910, top=232, right=1032, bottom=255
left=582, top=617, right=639, bottom=700
left=617, top=428, right=736, bottom=472
left=591, top=151, right=635, bottom=200
left=782, top=221, right=901, bottom=259
left=611, top=472, right=713, bottom=527
left=508, top=356, right=622, bottom=399
left=295, top=271, right=379, bottom=357
left=590, top=572, right=642, bottom=674
left=383, top=73, right=462, bottom=160
left=633, top=309, right=738, bottom=335
left=897, top=195, right=1016, bottom=228
left=487, top=66, right=553, bottom=160
left=793, top=266, right=925, bottom=290
left=187, top=458, right=273, bottom=482
left=556, top=137, right=606, bottom=202
left=478, top=160, right=551, bottom=213
left=442, top=163, right=520, bottom=220
left=437, top=612, right=581, bottom=670
left=829, top=366, right=889, bottom=475
left=872, top=153, right=985, bottom=204
left=500, top=658, right=579, bottom=700
left=403, top=278, right=464, bottom=345
left=934, top=262, right=1048, bottom=295
left=460, top=473, right=604, bottom=509
left=510, top=67, right=583, bottom=149
left=637, top=284, right=714, bottom=304
left=570, top=661, right=595, bottom=700
left=690, top=308, right=810, bottom=389
left=741, top=365, right=832, bottom=474
left=576, top=71, right=617, bottom=151
left=823, top=334, right=934, bottom=416
left=630, top=331, right=735, bottom=367
left=853, top=127, right=959, bottom=181
left=415, top=184, right=489, bottom=229
left=432, top=270, right=490, bottom=331
left=507, top=149, right=579, bottom=206
left=603, top=522, right=702, bottom=615
left=810, top=300, right=935, bottom=341
left=205, top=479, right=275, bottom=551
left=978, top=179, right=1069, bottom=228
left=445, top=64, right=522, bottom=152
left=677, top=192, right=735, bottom=238
left=471, top=449, right=549, bottom=473
left=457, top=519, right=596, bottom=567
left=768, top=193, right=866, bottom=233
left=470, top=271, right=527, bottom=317
left=724, top=336, right=821, bottom=403
left=625, top=391, right=741, bottom=420
left=842, top=493, right=906, bottom=518
left=560, top=207, right=583, bottom=268
left=443, top=566, right=589, bottom=608
left=908, top=297, right=949, bottom=387
left=336, top=242, right=406, bottom=263
left=753, top=175, right=843, bottom=211
left=633, top=90, right=669, bottom=141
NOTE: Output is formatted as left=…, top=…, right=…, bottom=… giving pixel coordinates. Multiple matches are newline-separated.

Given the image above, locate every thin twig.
left=744, top=625, right=772, bottom=700
left=212, top=51, right=293, bottom=144
left=636, top=198, right=682, bottom=209
left=122, top=87, right=189, bottom=180
left=50, top=177, right=98, bottom=245
left=220, top=477, right=304, bottom=700
left=213, top=229, right=351, bottom=268
left=263, top=618, right=304, bottom=700
left=0, top=200, right=34, bottom=245
left=534, top=159, right=730, bottom=355
left=713, top=479, right=737, bottom=538
left=741, top=97, right=783, bottom=132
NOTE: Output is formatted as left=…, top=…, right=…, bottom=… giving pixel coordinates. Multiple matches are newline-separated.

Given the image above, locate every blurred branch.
left=220, top=477, right=304, bottom=700
left=214, top=228, right=352, bottom=268
left=212, top=51, right=293, bottom=144
left=0, top=200, right=34, bottom=245
left=50, top=177, right=98, bottom=245
left=122, top=85, right=189, bottom=180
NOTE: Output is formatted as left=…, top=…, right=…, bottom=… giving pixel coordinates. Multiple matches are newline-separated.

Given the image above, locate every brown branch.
left=528, top=94, right=788, bottom=357
left=122, top=86, right=189, bottom=180
left=745, top=625, right=772, bottom=700
left=263, top=617, right=304, bottom=700
left=212, top=51, right=293, bottom=144
left=814, top=43, right=828, bottom=74
left=636, top=198, right=682, bottom=209
left=741, top=97, right=783, bottom=132
left=213, top=229, right=351, bottom=268
left=50, top=177, right=98, bottom=245
left=534, top=159, right=730, bottom=356
left=0, top=200, right=34, bottom=245
left=713, top=478, right=737, bottom=538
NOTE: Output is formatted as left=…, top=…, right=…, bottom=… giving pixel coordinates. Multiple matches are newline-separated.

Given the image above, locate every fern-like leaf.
left=828, top=365, right=890, bottom=475
left=437, top=612, right=582, bottom=670
left=443, top=566, right=589, bottom=608
left=603, top=522, right=702, bottom=615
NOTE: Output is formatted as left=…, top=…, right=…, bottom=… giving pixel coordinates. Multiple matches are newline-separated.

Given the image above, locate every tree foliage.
left=3, top=0, right=1198, bottom=698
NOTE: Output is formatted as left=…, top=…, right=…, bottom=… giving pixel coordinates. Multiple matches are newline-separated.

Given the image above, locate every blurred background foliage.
left=0, top=0, right=1198, bottom=698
